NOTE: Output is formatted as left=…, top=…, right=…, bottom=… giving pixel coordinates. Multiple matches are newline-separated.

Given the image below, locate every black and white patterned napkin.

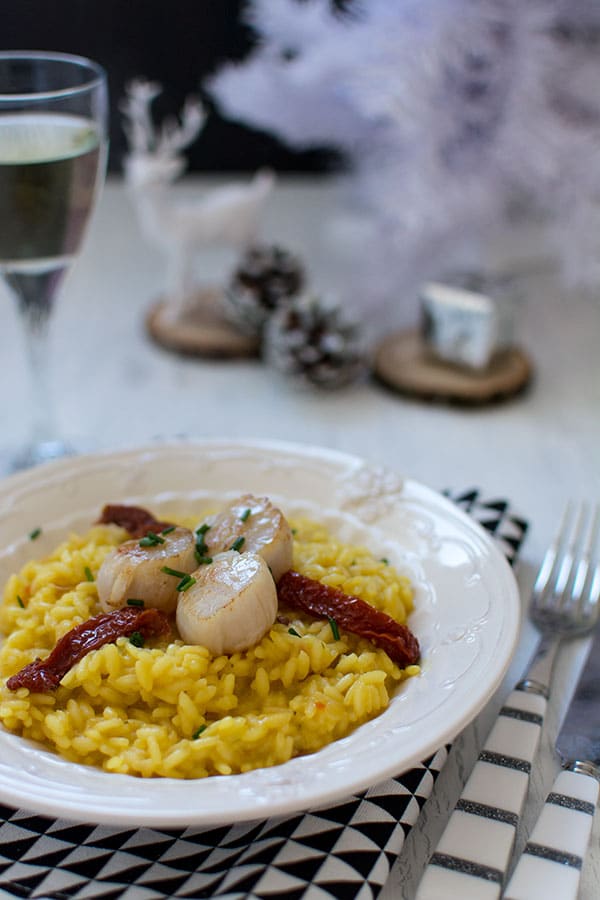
left=0, top=490, right=528, bottom=900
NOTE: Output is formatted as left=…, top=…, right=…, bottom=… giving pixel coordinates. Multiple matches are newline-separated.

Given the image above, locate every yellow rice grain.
left=0, top=515, right=418, bottom=778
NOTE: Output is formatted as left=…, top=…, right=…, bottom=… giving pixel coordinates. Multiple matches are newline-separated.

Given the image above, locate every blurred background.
left=5, top=0, right=600, bottom=363
left=4, top=0, right=342, bottom=174
left=7, top=0, right=600, bottom=306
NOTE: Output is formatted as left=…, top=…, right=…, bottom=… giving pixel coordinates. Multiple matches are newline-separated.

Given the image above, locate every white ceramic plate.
left=0, top=439, right=520, bottom=827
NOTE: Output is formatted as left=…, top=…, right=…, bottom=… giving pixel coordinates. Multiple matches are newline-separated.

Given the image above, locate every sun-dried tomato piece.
left=277, top=569, right=420, bottom=667
left=97, top=504, right=174, bottom=538
left=6, top=607, right=170, bottom=693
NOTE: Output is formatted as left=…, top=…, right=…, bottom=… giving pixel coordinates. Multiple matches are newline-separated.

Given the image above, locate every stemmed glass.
left=0, top=51, right=108, bottom=471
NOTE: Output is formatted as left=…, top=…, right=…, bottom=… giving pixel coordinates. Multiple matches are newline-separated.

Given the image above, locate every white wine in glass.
left=0, top=51, right=108, bottom=471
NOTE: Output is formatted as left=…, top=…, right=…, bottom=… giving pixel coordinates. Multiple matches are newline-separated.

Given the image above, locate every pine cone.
left=264, top=297, right=366, bottom=389
left=224, top=244, right=304, bottom=334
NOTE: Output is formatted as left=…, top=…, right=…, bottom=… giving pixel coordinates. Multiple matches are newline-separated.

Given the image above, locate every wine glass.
left=0, top=51, right=108, bottom=471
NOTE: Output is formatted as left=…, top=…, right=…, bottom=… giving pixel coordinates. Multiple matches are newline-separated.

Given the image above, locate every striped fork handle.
left=503, top=765, right=599, bottom=900
left=415, top=686, right=546, bottom=899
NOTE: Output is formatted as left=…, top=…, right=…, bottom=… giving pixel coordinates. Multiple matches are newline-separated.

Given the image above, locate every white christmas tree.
left=208, top=0, right=600, bottom=326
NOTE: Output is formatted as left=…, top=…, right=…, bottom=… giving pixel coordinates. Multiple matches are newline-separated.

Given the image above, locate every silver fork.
left=415, top=502, right=600, bottom=900
left=519, top=502, right=599, bottom=693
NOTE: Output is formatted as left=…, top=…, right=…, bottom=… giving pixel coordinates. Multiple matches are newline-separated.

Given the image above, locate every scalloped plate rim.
left=0, top=438, right=521, bottom=827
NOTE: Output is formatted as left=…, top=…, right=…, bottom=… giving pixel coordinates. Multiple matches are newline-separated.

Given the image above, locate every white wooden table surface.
left=0, top=176, right=599, bottom=898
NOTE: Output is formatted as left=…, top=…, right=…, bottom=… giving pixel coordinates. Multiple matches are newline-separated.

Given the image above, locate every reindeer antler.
left=120, top=79, right=163, bottom=154
left=121, top=78, right=206, bottom=158
left=156, top=97, right=206, bottom=157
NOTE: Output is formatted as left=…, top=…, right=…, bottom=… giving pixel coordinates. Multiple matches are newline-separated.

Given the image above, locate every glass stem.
left=5, top=267, right=65, bottom=447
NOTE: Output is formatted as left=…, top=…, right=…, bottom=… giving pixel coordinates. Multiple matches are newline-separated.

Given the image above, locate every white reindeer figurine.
left=121, top=79, right=275, bottom=322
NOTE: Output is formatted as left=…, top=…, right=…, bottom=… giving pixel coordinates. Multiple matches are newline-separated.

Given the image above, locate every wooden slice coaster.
left=374, top=329, right=532, bottom=405
left=146, top=287, right=259, bottom=359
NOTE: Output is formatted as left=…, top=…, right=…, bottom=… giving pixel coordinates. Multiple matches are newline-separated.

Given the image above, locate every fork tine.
left=553, top=502, right=586, bottom=605
left=579, top=504, right=600, bottom=619
left=531, top=501, right=577, bottom=610
left=531, top=502, right=573, bottom=604
left=571, top=504, right=596, bottom=599
left=570, top=506, right=591, bottom=604
left=587, top=562, right=600, bottom=614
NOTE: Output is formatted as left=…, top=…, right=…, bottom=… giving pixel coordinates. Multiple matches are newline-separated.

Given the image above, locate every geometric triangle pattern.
left=0, top=495, right=527, bottom=900
left=0, top=750, right=449, bottom=900
left=444, top=488, right=528, bottom=567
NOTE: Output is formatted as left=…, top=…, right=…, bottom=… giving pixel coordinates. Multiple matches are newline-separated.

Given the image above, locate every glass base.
left=8, top=439, right=77, bottom=473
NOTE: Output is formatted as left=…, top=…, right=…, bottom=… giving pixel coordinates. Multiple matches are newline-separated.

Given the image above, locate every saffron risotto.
left=0, top=515, right=418, bottom=779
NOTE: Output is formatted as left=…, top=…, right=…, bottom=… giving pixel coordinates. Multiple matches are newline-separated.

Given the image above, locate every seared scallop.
left=176, top=550, right=277, bottom=654
left=200, top=494, right=293, bottom=582
left=97, top=526, right=197, bottom=614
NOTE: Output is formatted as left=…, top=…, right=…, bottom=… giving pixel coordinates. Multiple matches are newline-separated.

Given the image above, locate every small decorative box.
left=420, top=280, right=506, bottom=370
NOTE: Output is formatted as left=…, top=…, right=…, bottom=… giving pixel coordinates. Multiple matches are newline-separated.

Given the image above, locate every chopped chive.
left=380, top=557, right=389, bottom=565
left=195, top=524, right=210, bottom=558
left=177, top=574, right=196, bottom=592
left=288, top=627, right=300, bottom=637
left=129, top=631, right=145, bottom=648
left=161, top=525, right=176, bottom=535
left=28, top=527, right=42, bottom=541
left=163, top=567, right=196, bottom=591
left=195, top=536, right=208, bottom=556
left=192, top=725, right=207, bottom=739
left=328, top=616, right=340, bottom=641
left=240, top=508, right=251, bottom=522
left=16, top=595, right=24, bottom=609
left=139, top=532, right=165, bottom=547
left=230, top=536, right=245, bottom=552
left=84, top=566, right=94, bottom=582
left=291, top=528, right=297, bottom=535
left=127, top=598, right=145, bottom=607
left=195, top=553, right=213, bottom=565
left=161, top=566, right=188, bottom=578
